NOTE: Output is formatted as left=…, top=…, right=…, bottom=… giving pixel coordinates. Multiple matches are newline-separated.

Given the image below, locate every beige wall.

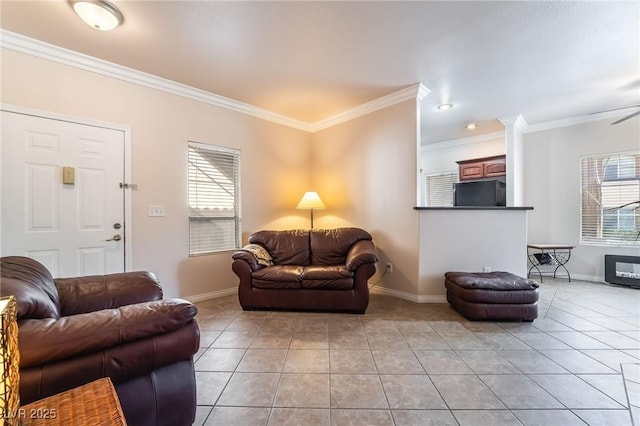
left=310, top=100, right=422, bottom=295
left=6, top=42, right=632, bottom=303
left=0, top=48, right=312, bottom=299
left=419, top=209, right=529, bottom=300
left=523, top=117, right=640, bottom=281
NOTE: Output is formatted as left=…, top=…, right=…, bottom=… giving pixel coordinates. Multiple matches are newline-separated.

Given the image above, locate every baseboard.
left=532, top=272, right=604, bottom=284
left=188, top=285, right=448, bottom=304
left=186, top=287, right=238, bottom=303
left=571, top=273, right=604, bottom=283
left=185, top=276, right=612, bottom=306
left=370, top=285, right=447, bottom=303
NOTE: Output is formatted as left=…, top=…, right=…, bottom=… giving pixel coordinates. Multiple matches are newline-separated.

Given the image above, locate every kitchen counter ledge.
left=414, top=206, right=534, bottom=211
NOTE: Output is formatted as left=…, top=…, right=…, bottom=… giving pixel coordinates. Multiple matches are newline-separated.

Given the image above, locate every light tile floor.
left=192, top=278, right=640, bottom=425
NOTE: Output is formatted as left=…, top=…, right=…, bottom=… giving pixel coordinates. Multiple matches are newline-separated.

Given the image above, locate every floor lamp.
left=296, top=191, right=325, bottom=229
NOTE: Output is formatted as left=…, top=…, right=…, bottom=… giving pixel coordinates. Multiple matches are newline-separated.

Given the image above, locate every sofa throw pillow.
left=242, top=244, right=273, bottom=267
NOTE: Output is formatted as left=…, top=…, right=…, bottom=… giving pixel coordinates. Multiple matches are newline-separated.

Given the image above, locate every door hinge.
left=119, top=183, right=138, bottom=190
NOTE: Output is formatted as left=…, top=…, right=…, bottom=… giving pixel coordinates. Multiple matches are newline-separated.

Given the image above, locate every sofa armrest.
left=232, top=250, right=261, bottom=271
left=55, top=271, right=163, bottom=316
left=232, top=244, right=271, bottom=272
left=346, top=240, right=378, bottom=271
left=19, top=299, right=196, bottom=368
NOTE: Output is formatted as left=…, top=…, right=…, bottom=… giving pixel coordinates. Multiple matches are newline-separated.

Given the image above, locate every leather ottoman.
left=444, top=271, right=539, bottom=321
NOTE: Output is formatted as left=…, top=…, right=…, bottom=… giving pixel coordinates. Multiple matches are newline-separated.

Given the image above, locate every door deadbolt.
left=106, top=234, right=122, bottom=242
left=113, top=223, right=122, bottom=229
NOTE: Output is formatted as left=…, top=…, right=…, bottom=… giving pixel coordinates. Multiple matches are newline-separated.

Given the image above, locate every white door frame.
left=1, top=103, right=133, bottom=272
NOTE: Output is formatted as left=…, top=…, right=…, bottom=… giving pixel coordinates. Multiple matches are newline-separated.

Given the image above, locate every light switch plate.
left=148, top=205, right=165, bottom=217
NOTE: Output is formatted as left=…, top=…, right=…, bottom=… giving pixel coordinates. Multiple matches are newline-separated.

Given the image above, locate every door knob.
left=106, top=234, right=122, bottom=242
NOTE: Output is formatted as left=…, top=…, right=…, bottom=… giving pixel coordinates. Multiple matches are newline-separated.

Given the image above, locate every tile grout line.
left=193, top=280, right=638, bottom=426
left=621, top=362, right=640, bottom=426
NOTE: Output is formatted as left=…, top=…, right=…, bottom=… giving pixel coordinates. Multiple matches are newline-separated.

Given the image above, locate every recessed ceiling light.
left=466, top=123, right=478, bottom=130
left=437, top=103, right=453, bottom=111
left=70, top=0, right=124, bottom=31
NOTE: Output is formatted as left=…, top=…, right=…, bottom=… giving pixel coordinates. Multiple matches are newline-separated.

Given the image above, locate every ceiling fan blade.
left=611, top=110, right=640, bottom=125
left=590, top=105, right=640, bottom=115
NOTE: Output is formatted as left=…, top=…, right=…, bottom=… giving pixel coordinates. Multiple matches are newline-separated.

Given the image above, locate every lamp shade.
left=70, top=0, right=124, bottom=31
left=0, top=296, right=19, bottom=425
left=296, top=192, right=326, bottom=210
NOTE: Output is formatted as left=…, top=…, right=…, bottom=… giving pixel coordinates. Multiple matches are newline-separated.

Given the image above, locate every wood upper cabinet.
left=457, top=155, right=506, bottom=181
left=459, top=161, right=484, bottom=180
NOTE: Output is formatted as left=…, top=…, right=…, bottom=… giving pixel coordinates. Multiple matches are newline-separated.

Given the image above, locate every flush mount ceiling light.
left=437, top=103, right=453, bottom=111
left=70, top=0, right=124, bottom=31
left=466, top=123, right=478, bottom=130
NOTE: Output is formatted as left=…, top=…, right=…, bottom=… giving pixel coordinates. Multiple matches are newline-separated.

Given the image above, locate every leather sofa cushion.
left=300, top=266, right=353, bottom=290
left=1, top=256, right=60, bottom=319
left=250, top=230, right=310, bottom=265
left=252, top=265, right=302, bottom=289
left=302, top=265, right=352, bottom=280
left=445, top=271, right=539, bottom=291
left=310, top=228, right=372, bottom=265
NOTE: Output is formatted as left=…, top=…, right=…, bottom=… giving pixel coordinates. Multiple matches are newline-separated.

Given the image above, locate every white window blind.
left=581, top=151, right=639, bottom=246
left=425, top=171, right=457, bottom=207
left=188, top=142, right=241, bottom=255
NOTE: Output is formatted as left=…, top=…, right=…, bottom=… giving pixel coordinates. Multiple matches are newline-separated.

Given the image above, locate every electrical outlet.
left=148, top=205, right=165, bottom=217
left=483, top=266, right=492, bottom=272
left=386, top=262, right=393, bottom=273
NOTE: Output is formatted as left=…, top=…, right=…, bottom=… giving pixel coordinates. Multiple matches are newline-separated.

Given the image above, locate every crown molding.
left=1, top=30, right=430, bottom=134
left=416, top=83, right=431, bottom=101
left=421, top=131, right=505, bottom=152
left=526, top=109, right=633, bottom=133
left=0, top=30, right=312, bottom=132
left=309, top=83, right=430, bottom=132
left=3, top=30, right=629, bottom=138
left=420, top=108, right=632, bottom=152
left=499, top=114, right=528, bottom=132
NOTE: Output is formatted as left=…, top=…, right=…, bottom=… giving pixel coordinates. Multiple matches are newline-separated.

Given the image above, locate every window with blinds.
left=580, top=151, right=639, bottom=246
left=425, top=171, right=457, bottom=207
left=188, top=142, right=241, bottom=255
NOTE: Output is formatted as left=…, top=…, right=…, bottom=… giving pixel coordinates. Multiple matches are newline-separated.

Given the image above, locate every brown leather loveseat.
left=0, top=256, right=200, bottom=426
left=232, top=228, right=378, bottom=313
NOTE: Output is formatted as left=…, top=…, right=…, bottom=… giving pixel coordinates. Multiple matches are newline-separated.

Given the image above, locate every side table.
left=17, top=378, right=127, bottom=426
left=527, top=244, right=575, bottom=282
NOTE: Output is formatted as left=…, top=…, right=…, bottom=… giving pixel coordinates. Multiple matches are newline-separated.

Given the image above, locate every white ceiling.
left=1, top=1, right=638, bottom=144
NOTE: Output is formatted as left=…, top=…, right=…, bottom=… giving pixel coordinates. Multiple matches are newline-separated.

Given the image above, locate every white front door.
left=1, top=111, right=127, bottom=278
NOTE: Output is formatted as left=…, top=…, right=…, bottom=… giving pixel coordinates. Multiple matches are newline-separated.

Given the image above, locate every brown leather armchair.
left=0, top=256, right=200, bottom=426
